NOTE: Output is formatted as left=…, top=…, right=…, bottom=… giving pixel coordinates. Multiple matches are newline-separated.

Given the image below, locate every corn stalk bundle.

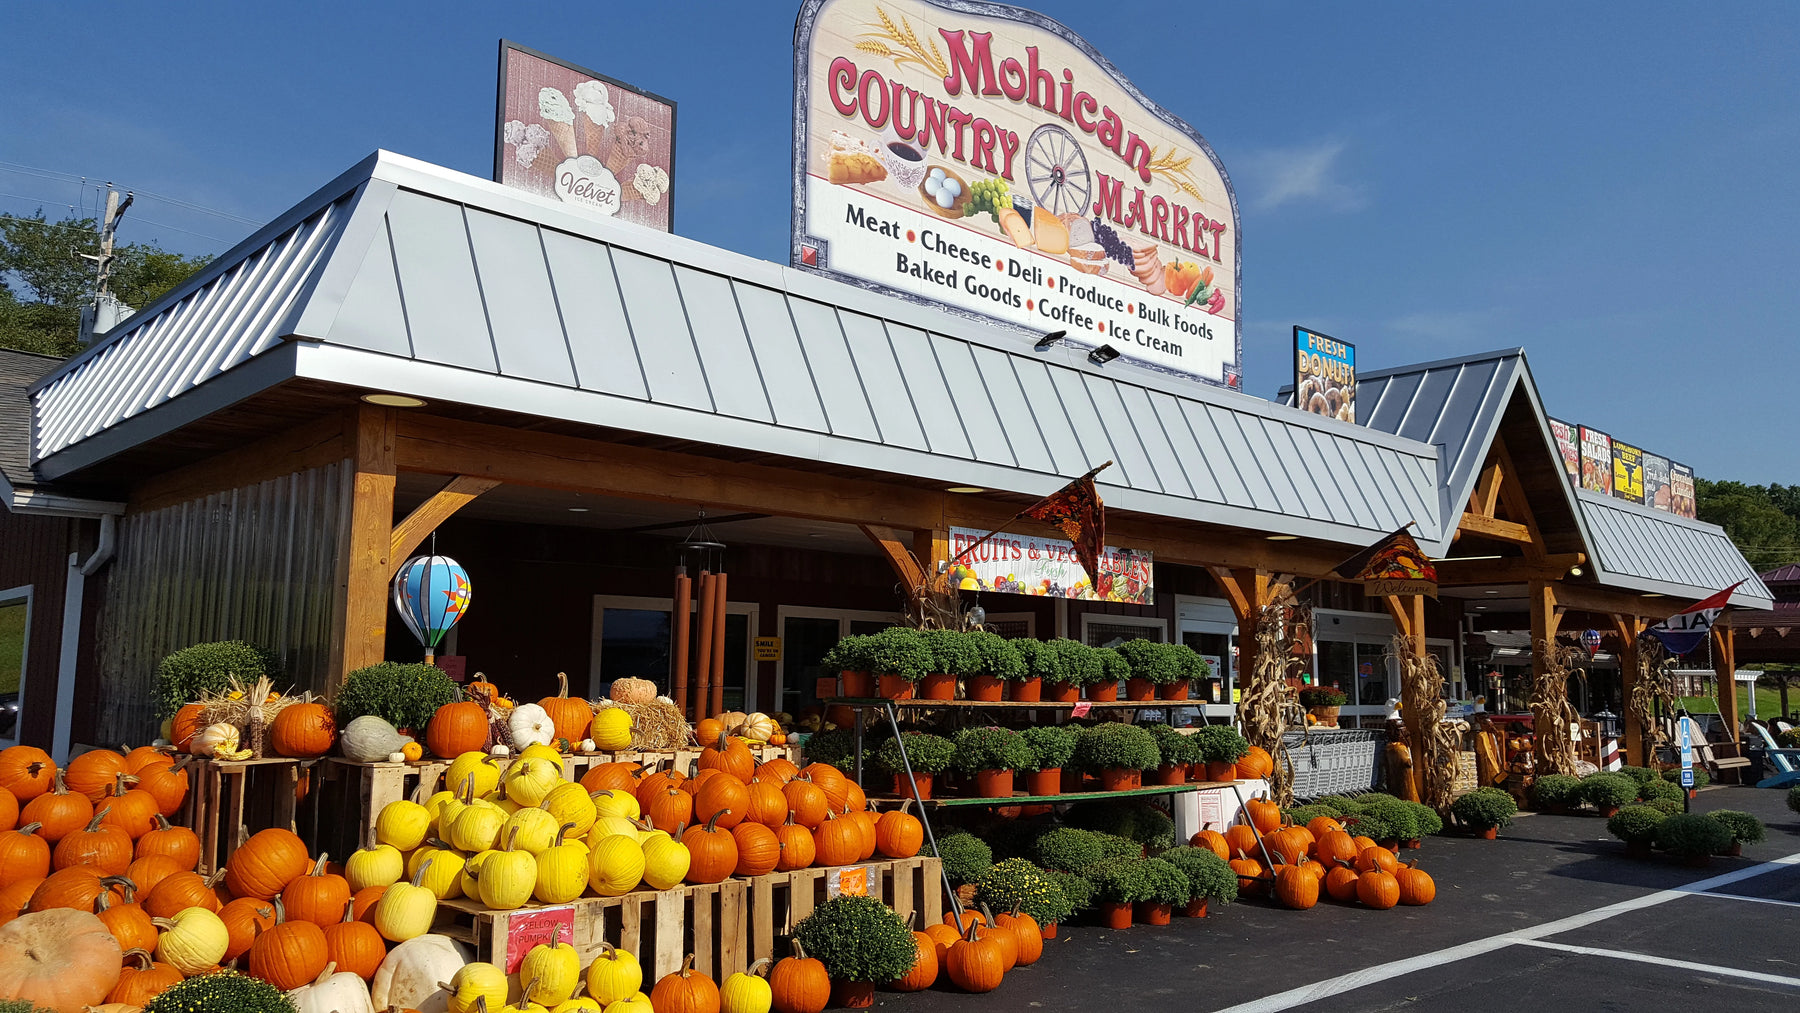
left=1241, top=584, right=1306, bottom=805
left=1628, top=637, right=1678, bottom=751
left=1529, top=638, right=1587, bottom=778
left=1389, top=635, right=1461, bottom=811
left=194, top=675, right=301, bottom=757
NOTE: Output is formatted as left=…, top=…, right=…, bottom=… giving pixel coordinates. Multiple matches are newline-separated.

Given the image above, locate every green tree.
left=1696, top=479, right=1800, bottom=571
left=0, top=209, right=211, bottom=357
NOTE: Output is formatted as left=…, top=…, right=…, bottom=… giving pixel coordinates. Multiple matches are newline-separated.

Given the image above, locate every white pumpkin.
left=738, top=712, right=778, bottom=742
left=509, top=703, right=556, bottom=749
left=371, top=933, right=470, bottom=1013
left=291, top=963, right=375, bottom=1013
left=193, top=721, right=243, bottom=758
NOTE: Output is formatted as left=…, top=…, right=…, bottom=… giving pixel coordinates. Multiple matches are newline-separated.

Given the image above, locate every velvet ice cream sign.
left=496, top=41, right=676, bottom=232
left=792, top=0, right=1241, bottom=389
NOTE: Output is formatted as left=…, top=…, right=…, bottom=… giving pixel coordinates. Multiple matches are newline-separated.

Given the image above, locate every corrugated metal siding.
left=93, top=462, right=350, bottom=744
left=1575, top=489, right=1773, bottom=606
left=31, top=196, right=356, bottom=460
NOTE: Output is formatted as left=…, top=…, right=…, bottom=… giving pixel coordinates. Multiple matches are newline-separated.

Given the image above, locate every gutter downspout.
left=53, top=513, right=115, bottom=763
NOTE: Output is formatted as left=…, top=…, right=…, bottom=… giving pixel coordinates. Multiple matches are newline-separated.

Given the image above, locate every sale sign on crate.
left=505, top=906, right=576, bottom=973
left=827, top=866, right=871, bottom=898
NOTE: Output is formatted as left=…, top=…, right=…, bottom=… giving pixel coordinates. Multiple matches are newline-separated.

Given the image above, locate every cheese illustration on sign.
left=792, top=0, right=1241, bottom=388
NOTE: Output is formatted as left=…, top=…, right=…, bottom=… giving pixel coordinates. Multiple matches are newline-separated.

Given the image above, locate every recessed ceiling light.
left=1485, top=590, right=1499, bottom=595
left=1641, top=592, right=1663, bottom=598
left=1266, top=534, right=1298, bottom=541
left=946, top=486, right=986, bottom=494
left=568, top=507, right=588, bottom=513
left=808, top=532, right=822, bottom=538
left=360, top=393, right=426, bottom=408
left=1475, top=605, right=1487, bottom=610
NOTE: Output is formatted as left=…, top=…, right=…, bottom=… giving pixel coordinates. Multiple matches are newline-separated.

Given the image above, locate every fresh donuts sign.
left=1294, top=326, right=1355, bottom=425
left=792, top=0, right=1241, bottom=389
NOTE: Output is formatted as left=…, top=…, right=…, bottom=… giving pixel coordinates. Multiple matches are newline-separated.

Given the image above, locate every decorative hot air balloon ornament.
left=392, top=554, right=471, bottom=663
left=1582, top=628, right=1603, bottom=659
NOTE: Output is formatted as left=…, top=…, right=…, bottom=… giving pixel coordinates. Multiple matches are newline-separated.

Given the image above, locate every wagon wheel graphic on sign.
left=1023, top=124, right=1092, bottom=217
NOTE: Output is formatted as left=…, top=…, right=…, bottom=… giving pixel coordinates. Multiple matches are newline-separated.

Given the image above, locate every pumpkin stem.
left=748, top=956, right=772, bottom=978
left=309, top=853, right=329, bottom=877
left=681, top=953, right=697, bottom=977
left=791, top=939, right=808, bottom=960
left=271, top=895, right=287, bottom=924
left=15, top=821, right=42, bottom=836
left=410, top=857, right=434, bottom=888
left=522, top=975, right=542, bottom=1002
left=314, top=961, right=338, bottom=987
left=122, top=947, right=154, bottom=969
left=152, top=917, right=176, bottom=930
left=340, top=899, right=357, bottom=924
left=84, top=807, right=109, bottom=832
left=552, top=822, right=576, bottom=848
left=557, top=671, right=571, bottom=699
left=703, top=809, right=729, bottom=833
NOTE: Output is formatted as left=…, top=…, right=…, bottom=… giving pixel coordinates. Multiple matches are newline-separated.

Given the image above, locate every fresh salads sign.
left=947, top=525, right=1153, bottom=604
left=792, top=0, right=1241, bottom=388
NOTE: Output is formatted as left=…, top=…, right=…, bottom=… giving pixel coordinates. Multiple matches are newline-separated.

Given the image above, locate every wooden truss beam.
left=389, top=475, right=502, bottom=576
left=1434, top=554, right=1585, bottom=585
left=1458, top=511, right=1534, bottom=546
left=860, top=524, right=926, bottom=590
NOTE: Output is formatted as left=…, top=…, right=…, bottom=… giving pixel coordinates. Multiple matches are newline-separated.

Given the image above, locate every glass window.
left=1317, top=640, right=1355, bottom=698
left=0, top=597, right=27, bottom=741
left=1085, top=622, right=1163, bottom=648
left=1356, top=643, right=1391, bottom=707
left=599, top=608, right=671, bottom=696
left=722, top=614, right=749, bottom=714
left=1181, top=631, right=1230, bottom=704
left=782, top=617, right=844, bottom=717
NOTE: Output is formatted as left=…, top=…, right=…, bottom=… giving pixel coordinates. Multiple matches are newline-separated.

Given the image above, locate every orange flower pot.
left=1087, top=681, right=1119, bottom=702
left=1041, top=921, right=1058, bottom=938
left=832, top=981, right=875, bottom=1009
left=877, top=675, right=915, bottom=700
left=1135, top=902, right=1172, bottom=925
left=1125, top=678, right=1156, bottom=701
left=920, top=673, right=956, bottom=700
left=1101, top=901, right=1133, bottom=929
left=1046, top=682, right=1081, bottom=703
left=893, top=773, right=933, bottom=800
left=1100, top=767, right=1142, bottom=791
left=1008, top=677, right=1043, bottom=702
left=1182, top=897, right=1209, bottom=918
left=1204, top=761, right=1238, bottom=783
left=839, top=671, right=873, bottom=697
left=1156, top=679, right=1190, bottom=701
left=967, top=675, right=1005, bottom=702
left=1025, top=768, right=1061, bottom=797
left=974, top=769, right=1014, bottom=798
left=1153, top=763, right=1187, bottom=786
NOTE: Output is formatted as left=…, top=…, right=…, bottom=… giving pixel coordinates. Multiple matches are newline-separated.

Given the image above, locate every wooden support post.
left=338, top=407, right=397, bottom=683
left=1713, top=626, right=1739, bottom=744
left=388, top=475, right=502, bottom=575
left=1612, top=614, right=1646, bottom=767
left=1210, top=566, right=1271, bottom=709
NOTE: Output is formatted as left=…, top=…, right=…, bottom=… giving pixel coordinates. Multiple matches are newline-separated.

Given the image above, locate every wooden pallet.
left=745, top=856, right=943, bottom=967
left=435, top=880, right=748, bottom=983
left=180, top=756, right=306, bottom=874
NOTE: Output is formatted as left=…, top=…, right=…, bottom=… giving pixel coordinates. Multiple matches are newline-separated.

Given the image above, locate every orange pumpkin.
left=694, top=774, right=749, bottom=831
left=0, top=786, right=16, bottom=833
left=270, top=702, right=337, bottom=759
left=743, top=778, right=789, bottom=828
left=225, top=828, right=309, bottom=900
left=1245, top=798, right=1282, bottom=834
left=636, top=766, right=687, bottom=808
left=1239, top=745, right=1274, bottom=780
left=580, top=760, right=641, bottom=795
left=645, top=786, right=695, bottom=834
left=425, top=701, right=490, bottom=759
left=1324, top=865, right=1360, bottom=903
left=699, top=733, right=755, bottom=783
left=0, top=878, right=37, bottom=926
left=349, top=885, right=387, bottom=924
left=1352, top=834, right=1377, bottom=852
left=755, top=757, right=799, bottom=784
left=682, top=811, right=739, bottom=884
left=891, top=929, right=939, bottom=991
left=731, top=821, right=780, bottom=878
left=1274, top=862, right=1320, bottom=910
left=130, top=759, right=190, bottom=817
left=20, top=771, right=92, bottom=842
left=135, top=814, right=200, bottom=871
left=1190, top=829, right=1230, bottom=861
left=0, top=822, right=51, bottom=889
left=1223, top=824, right=1259, bottom=857
left=27, top=865, right=127, bottom=913
left=774, top=816, right=815, bottom=872
left=1229, top=852, right=1264, bottom=897
left=125, top=855, right=183, bottom=900
left=322, top=901, right=387, bottom=979
left=921, top=922, right=961, bottom=961
left=1356, top=869, right=1400, bottom=909
left=0, top=745, right=55, bottom=801
left=281, top=854, right=352, bottom=927
left=0, top=907, right=123, bottom=1009
left=799, top=765, right=848, bottom=810
left=769, top=940, right=829, bottom=1013
left=810, top=811, right=861, bottom=867
left=875, top=803, right=923, bottom=859
left=849, top=808, right=878, bottom=862
left=695, top=718, right=726, bottom=746
left=97, top=774, right=161, bottom=840
left=219, top=896, right=278, bottom=962
left=54, top=809, right=133, bottom=874
left=1313, top=830, right=1359, bottom=868
left=144, top=869, right=226, bottom=918
left=993, top=907, right=1042, bottom=966
left=170, top=705, right=207, bottom=753
left=246, top=897, right=329, bottom=990
left=64, top=750, right=128, bottom=804
left=1355, top=846, right=1399, bottom=876
left=650, top=953, right=720, bottom=1013
left=783, top=779, right=829, bottom=829
left=1396, top=863, right=1436, bottom=905
left=539, top=672, right=593, bottom=743
left=107, top=946, right=182, bottom=1005
left=1306, top=815, right=1345, bottom=840
left=94, top=886, right=157, bottom=953
left=944, top=919, right=1006, bottom=993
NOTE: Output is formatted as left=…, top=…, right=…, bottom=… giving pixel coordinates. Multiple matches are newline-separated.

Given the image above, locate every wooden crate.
left=180, top=756, right=306, bottom=874
left=746, top=857, right=943, bottom=967
left=435, top=880, right=748, bottom=983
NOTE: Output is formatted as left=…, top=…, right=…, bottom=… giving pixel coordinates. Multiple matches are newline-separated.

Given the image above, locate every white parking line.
left=1688, top=891, right=1800, bottom=910
left=1207, top=852, right=1800, bottom=1013
left=1515, top=939, right=1800, bottom=988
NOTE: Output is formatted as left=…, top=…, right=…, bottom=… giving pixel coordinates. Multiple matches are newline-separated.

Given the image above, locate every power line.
left=120, top=215, right=233, bottom=245
left=0, top=161, right=261, bottom=226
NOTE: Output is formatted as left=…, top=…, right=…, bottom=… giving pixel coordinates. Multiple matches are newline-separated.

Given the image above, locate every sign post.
left=1678, top=714, right=1694, bottom=811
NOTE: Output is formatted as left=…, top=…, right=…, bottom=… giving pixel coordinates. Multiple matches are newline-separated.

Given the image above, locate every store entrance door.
left=777, top=608, right=893, bottom=719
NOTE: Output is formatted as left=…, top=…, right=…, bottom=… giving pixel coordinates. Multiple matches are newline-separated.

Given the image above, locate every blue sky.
left=4, top=1, right=1796, bottom=482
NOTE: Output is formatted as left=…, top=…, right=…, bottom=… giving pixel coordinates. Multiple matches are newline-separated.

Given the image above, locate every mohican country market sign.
left=792, top=0, right=1242, bottom=389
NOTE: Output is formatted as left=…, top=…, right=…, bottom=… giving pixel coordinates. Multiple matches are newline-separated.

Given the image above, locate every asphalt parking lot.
left=891, top=785, right=1800, bottom=1013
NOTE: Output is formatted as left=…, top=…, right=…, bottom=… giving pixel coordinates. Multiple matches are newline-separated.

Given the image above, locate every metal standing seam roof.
left=1575, top=488, right=1772, bottom=607
left=30, top=151, right=1442, bottom=548
left=0, top=348, right=59, bottom=488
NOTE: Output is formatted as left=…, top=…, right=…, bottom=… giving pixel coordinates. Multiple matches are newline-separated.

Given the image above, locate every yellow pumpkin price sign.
left=505, top=906, right=576, bottom=973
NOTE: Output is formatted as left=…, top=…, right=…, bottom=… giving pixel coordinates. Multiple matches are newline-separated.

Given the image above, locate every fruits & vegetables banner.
left=792, top=0, right=1241, bottom=388
left=947, top=525, right=1152, bottom=603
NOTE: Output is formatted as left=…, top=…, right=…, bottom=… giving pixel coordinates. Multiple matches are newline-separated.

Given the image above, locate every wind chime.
left=673, top=513, right=727, bottom=722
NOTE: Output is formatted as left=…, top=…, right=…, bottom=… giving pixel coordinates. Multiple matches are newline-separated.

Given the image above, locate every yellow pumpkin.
left=445, top=752, right=502, bottom=798
left=591, top=709, right=633, bottom=751
left=502, top=997, right=551, bottom=1013
left=639, top=835, right=690, bottom=891
left=503, top=805, right=561, bottom=855
left=448, top=802, right=507, bottom=853
left=536, top=825, right=590, bottom=904
left=554, top=1000, right=605, bottom=1013
left=376, top=799, right=432, bottom=851
left=591, top=788, right=641, bottom=822
left=423, top=788, right=461, bottom=828
left=477, top=828, right=538, bottom=911
left=588, top=833, right=647, bottom=897
left=484, top=788, right=523, bottom=817
left=374, top=858, right=439, bottom=942
left=720, top=959, right=773, bottom=1013
left=443, top=961, right=509, bottom=1013
left=504, top=759, right=564, bottom=808
left=408, top=839, right=466, bottom=899
left=153, top=906, right=229, bottom=974
left=605, top=991, right=654, bottom=1013
left=586, top=942, right=644, bottom=1006
left=544, top=783, right=598, bottom=837
left=460, top=848, right=497, bottom=899
left=588, top=815, right=640, bottom=845
left=521, top=924, right=582, bottom=1006
left=345, top=842, right=406, bottom=892
left=517, top=744, right=567, bottom=770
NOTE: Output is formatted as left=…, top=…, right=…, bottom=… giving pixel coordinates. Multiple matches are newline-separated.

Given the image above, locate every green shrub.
left=1360, top=796, right=1422, bottom=839
left=155, top=641, right=279, bottom=718
left=802, top=728, right=862, bottom=774
left=1284, top=804, right=1338, bottom=828
left=1647, top=798, right=1685, bottom=816
left=1091, top=859, right=1150, bottom=903
left=1191, top=725, right=1250, bottom=764
left=920, top=629, right=980, bottom=676
left=1019, top=725, right=1079, bottom=772
left=1450, top=787, right=1517, bottom=830
left=863, top=627, right=932, bottom=680
left=1093, top=831, right=1146, bottom=865
left=1094, top=647, right=1130, bottom=685
left=1136, top=857, right=1191, bottom=906
left=1662, top=767, right=1709, bottom=789
left=794, top=895, right=918, bottom=983
left=1314, top=795, right=1367, bottom=816
left=1788, top=785, right=1800, bottom=816
left=1065, top=800, right=1175, bottom=851
left=1010, top=638, right=1063, bottom=683
left=1033, top=827, right=1107, bottom=873
left=973, top=857, right=1074, bottom=925
left=1146, top=724, right=1203, bottom=767
left=1408, top=800, right=1445, bottom=836
left=1044, top=868, right=1095, bottom=912
left=1073, top=723, right=1161, bottom=771
left=1607, top=804, right=1667, bottom=843
left=1298, top=686, right=1348, bottom=707
left=1616, top=765, right=1659, bottom=785
left=1340, top=809, right=1393, bottom=841
left=1047, top=638, right=1101, bottom=685
left=979, top=819, right=1047, bottom=862
left=1708, top=809, right=1766, bottom=845
left=1637, top=778, right=1683, bottom=804
left=1529, top=774, right=1583, bottom=809
left=928, top=831, right=993, bottom=886
left=1157, top=846, right=1238, bottom=904
left=952, top=726, right=1034, bottom=774
left=1116, top=639, right=1183, bottom=684
left=969, top=630, right=1026, bottom=680
left=820, top=635, right=871, bottom=673
left=873, top=731, right=954, bottom=776
left=334, top=662, right=458, bottom=733
left=1578, top=773, right=1639, bottom=810
left=142, top=969, right=298, bottom=1012
left=1654, top=813, right=1734, bottom=857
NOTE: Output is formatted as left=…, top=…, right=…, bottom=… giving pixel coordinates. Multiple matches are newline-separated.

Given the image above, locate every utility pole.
left=78, top=183, right=134, bottom=345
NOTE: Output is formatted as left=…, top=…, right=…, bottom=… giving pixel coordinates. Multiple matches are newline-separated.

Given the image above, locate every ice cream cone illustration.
left=574, top=80, right=615, bottom=160
left=539, top=87, right=578, bottom=159
left=606, top=113, right=653, bottom=179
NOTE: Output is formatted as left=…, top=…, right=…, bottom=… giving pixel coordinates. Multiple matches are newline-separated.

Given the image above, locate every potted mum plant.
left=865, top=627, right=932, bottom=700
left=1091, top=859, right=1149, bottom=929
left=1133, top=857, right=1191, bottom=926
left=1298, top=685, right=1347, bottom=727
left=1157, top=845, right=1238, bottom=918
left=1147, top=724, right=1203, bottom=786
left=1528, top=773, right=1583, bottom=815
left=1193, top=725, right=1250, bottom=782
left=965, top=631, right=1024, bottom=702
left=1076, top=723, right=1161, bottom=791
left=1707, top=810, right=1765, bottom=857
left=1450, top=786, right=1518, bottom=839
left=1579, top=772, right=1639, bottom=818
left=972, top=858, right=1075, bottom=937
left=1115, top=639, right=1179, bottom=702
left=875, top=731, right=954, bottom=800
left=1606, top=804, right=1666, bottom=859
left=1655, top=812, right=1734, bottom=867
left=929, top=831, right=994, bottom=894
left=793, top=894, right=918, bottom=1009
left=1019, top=725, right=1079, bottom=797
left=1005, top=635, right=1059, bottom=702
left=919, top=629, right=978, bottom=701
left=953, top=726, right=1034, bottom=798
left=1044, top=639, right=1097, bottom=703
left=1089, top=646, right=1129, bottom=702
left=1164, top=647, right=1210, bottom=701
left=821, top=635, right=874, bottom=698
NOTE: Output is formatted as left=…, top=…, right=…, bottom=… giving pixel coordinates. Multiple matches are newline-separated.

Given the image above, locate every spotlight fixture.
left=361, top=392, right=427, bottom=408
left=1034, top=330, right=1067, bottom=351
left=1568, top=565, right=1584, bottom=577
left=1087, top=343, right=1120, bottom=366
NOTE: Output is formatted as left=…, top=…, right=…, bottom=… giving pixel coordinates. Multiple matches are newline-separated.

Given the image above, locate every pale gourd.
left=591, top=788, right=640, bottom=822
left=503, top=758, right=563, bottom=808
left=718, top=711, right=748, bottom=735
left=377, top=799, right=432, bottom=851
left=291, top=963, right=376, bottom=1013
left=520, top=925, right=581, bottom=1006
left=441, top=961, right=508, bottom=1013
left=737, top=713, right=777, bottom=743
left=585, top=942, right=644, bottom=1006
left=445, top=751, right=502, bottom=797
left=590, top=708, right=633, bottom=751
left=342, top=715, right=414, bottom=763
left=588, top=832, right=646, bottom=897
left=544, top=782, right=598, bottom=836
left=536, top=824, right=590, bottom=904
left=459, top=849, right=497, bottom=899
left=608, top=678, right=658, bottom=704
left=345, top=842, right=406, bottom=891
left=153, top=906, right=229, bottom=975
left=408, top=839, right=466, bottom=899
left=374, top=859, right=439, bottom=942
left=503, top=804, right=561, bottom=855
left=509, top=703, right=556, bottom=749
left=477, top=828, right=538, bottom=911
left=371, top=933, right=471, bottom=1011
left=193, top=721, right=249, bottom=760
